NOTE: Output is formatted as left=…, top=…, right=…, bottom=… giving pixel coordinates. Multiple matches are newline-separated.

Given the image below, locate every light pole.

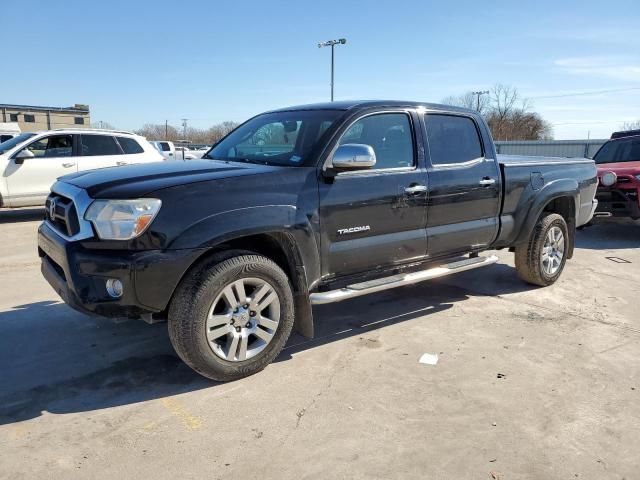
left=318, top=38, right=347, bottom=102
left=471, top=90, right=489, bottom=112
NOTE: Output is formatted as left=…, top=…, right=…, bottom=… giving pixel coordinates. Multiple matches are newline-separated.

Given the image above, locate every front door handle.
left=116, top=161, right=127, bottom=166
left=62, top=162, right=76, bottom=168
left=404, top=185, right=427, bottom=195
left=479, top=177, right=496, bottom=186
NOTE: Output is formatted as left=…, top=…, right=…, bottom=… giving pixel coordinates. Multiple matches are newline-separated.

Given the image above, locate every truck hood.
left=60, top=159, right=281, bottom=198
left=596, top=161, right=640, bottom=173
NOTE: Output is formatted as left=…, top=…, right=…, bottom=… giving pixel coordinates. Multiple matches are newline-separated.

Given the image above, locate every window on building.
left=23, top=135, right=73, bottom=158
left=9, top=113, right=18, bottom=122
left=116, top=136, right=144, bottom=154
left=80, top=135, right=122, bottom=156
left=338, top=113, right=415, bottom=169
left=425, top=114, right=483, bottom=165
left=24, top=114, right=35, bottom=123
left=74, top=117, right=85, bottom=125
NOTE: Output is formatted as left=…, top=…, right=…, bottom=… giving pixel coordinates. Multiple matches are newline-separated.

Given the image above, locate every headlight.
left=600, top=171, right=617, bottom=187
left=635, top=174, right=640, bottom=182
left=85, top=199, right=161, bottom=240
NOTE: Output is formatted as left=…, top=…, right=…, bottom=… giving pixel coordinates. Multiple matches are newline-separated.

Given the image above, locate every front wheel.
left=168, top=254, right=294, bottom=381
left=515, top=213, right=569, bottom=287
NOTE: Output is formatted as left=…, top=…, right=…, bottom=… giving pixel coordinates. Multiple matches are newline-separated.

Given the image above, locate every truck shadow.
left=576, top=219, right=640, bottom=250
left=0, top=264, right=526, bottom=426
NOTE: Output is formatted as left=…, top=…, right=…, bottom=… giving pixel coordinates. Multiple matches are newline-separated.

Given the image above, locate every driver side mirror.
left=14, top=149, right=35, bottom=165
left=330, top=144, right=377, bottom=170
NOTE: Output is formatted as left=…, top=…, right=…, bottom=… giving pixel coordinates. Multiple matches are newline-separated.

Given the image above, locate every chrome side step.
left=593, top=212, right=612, bottom=218
left=309, top=255, right=499, bottom=305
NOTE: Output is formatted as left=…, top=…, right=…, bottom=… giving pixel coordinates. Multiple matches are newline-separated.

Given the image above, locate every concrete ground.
left=0, top=211, right=639, bottom=480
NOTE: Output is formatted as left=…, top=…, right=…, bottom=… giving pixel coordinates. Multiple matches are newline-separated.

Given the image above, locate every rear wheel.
left=515, top=213, right=568, bottom=287
left=168, top=254, right=294, bottom=381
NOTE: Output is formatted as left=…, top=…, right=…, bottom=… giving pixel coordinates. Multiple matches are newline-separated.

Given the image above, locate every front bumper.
left=38, top=222, right=204, bottom=319
left=595, top=187, right=640, bottom=219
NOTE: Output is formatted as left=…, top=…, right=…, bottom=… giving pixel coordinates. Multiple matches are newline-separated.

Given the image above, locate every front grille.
left=45, top=193, right=80, bottom=237
left=617, top=177, right=631, bottom=184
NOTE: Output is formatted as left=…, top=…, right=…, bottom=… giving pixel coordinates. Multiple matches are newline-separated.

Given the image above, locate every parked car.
left=38, top=100, right=597, bottom=381
left=175, top=145, right=205, bottom=160
left=149, top=141, right=206, bottom=161
left=0, top=129, right=163, bottom=208
left=0, top=122, right=21, bottom=144
left=592, top=133, right=640, bottom=219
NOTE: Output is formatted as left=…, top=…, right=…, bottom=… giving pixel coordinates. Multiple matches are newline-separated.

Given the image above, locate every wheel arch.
left=514, top=179, right=579, bottom=258
left=165, top=230, right=316, bottom=339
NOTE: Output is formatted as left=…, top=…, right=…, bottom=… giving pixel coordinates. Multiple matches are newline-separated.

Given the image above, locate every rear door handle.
left=62, top=162, right=76, bottom=168
left=479, top=177, right=496, bottom=186
left=116, top=161, right=127, bottom=166
left=404, top=185, right=427, bottom=195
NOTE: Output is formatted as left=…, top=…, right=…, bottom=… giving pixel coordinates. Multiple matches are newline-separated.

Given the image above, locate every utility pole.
left=179, top=119, right=189, bottom=160
left=471, top=90, right=490, bottom=112
left=318, top=38, right=347, bottom=102
left=181, top=118, right=188, bottom=140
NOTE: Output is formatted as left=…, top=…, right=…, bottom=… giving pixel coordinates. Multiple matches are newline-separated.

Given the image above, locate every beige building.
left=0, top=103, right=91, bottom=132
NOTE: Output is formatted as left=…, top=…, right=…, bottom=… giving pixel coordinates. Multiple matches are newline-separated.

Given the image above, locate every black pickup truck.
left=38, top=101, right=598, bottom=381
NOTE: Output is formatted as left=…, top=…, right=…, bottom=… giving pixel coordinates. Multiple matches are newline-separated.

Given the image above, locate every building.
left=0, top=103, right=91, bottom=132
left=494, top=139, right=606, bottom=158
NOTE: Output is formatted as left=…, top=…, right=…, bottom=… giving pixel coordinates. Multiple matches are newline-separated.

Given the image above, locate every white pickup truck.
left=149, top=141, right=206, bottom=161
left=0, top=129, right=164, bottom=207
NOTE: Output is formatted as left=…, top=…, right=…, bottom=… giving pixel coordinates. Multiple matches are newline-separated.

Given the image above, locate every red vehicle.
left=593, top=133, right=640, bottom=219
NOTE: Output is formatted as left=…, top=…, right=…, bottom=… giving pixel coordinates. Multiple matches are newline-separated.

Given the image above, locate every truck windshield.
left=205, top=110, right=342, bottom=166
left=0, top=132, right=36, bottom=154
left=593, top=137, right=640, bottom=164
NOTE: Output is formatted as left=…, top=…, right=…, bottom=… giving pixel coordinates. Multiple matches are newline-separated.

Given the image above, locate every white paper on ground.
left=418, top=353, right=439, bottom=365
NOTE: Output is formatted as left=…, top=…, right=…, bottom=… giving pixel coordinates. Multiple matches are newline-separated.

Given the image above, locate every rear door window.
left=425, top=115, right=483, bottom=165
left=80, top=135, right=122, bottom=156
left=116, top=137, right=144, bottom=154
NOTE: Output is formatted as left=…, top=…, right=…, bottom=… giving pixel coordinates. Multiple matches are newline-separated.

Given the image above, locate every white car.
left=0, top=129, right=164, bottom=208
left=0, top=122, right=21, bottom=144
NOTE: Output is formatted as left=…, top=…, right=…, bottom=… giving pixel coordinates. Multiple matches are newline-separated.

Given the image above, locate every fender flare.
left=514, top=178, right=579, bottom=246
left=168, top=205, right=318, bottom=338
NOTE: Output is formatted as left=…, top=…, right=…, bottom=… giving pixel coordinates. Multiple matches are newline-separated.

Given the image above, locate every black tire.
left=515, top=213, right=569, bottom=287
left=168, top=254, right=294, bottom=381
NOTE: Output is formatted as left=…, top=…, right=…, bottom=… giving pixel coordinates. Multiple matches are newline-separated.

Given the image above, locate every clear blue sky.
left=3, top=0, right=639, bottom=139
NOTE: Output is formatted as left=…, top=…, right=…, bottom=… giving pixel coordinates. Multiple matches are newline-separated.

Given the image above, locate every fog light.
left=600, top=171, right=617, bottom=187
left=106, top=279, right=124, bottom=298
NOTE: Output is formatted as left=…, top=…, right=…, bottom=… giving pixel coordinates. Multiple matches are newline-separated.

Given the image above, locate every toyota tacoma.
left=38, top=101, right=598, bottom=381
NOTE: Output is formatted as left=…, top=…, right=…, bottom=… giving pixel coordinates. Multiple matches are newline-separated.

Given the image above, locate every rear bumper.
left=595, top=187, right=640, bottom=219
left=38, top=222, right=204, bottom=319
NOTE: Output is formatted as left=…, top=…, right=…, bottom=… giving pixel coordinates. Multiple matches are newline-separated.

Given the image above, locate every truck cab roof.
left=267, top=100, right=474, bottom=115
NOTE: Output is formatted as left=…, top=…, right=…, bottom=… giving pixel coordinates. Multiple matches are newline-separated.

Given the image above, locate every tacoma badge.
left=337, top=225, right=371, bottom=235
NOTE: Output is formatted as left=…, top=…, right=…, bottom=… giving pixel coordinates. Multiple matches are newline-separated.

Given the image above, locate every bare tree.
left=91, top=121, right=116, bottom=130
left=134, top=121, right=239, bottom=144
left=442, top=83, right=553, bottom=141
left=620, top=120, right=640, bottom=131
left=135, top=123, right=180, bottom=141
left=441, top=92, right=490, bottom=115
left=207, top=121, right=239, bottom=143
